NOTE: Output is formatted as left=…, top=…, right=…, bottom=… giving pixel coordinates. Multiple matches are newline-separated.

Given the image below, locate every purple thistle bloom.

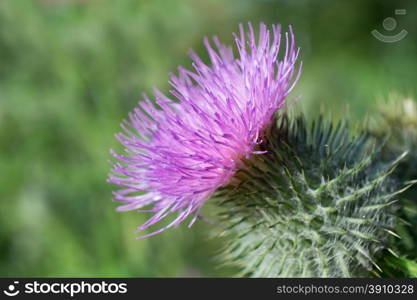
left=109, top=23, right=302, bottom=238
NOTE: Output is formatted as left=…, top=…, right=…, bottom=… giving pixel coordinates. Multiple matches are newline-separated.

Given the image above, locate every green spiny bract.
left=215, top=115, right=405, bottom=277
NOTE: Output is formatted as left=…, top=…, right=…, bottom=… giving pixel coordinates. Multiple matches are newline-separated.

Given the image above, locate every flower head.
left=109, top=23, right=301, bottom=237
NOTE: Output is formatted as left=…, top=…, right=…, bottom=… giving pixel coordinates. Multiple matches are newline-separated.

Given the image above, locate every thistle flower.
left=109, top=23, right=302, bottom=237
left=217, top=116, right=405, bottom=277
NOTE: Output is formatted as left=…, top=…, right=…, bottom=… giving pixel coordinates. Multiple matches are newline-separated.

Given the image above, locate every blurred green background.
left=0, top=0, right=416, bottom=277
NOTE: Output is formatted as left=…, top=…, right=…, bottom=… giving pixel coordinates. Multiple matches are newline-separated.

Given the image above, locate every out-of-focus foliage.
left=0, top=0, right=416, bottom=276
left=369, top=96, right=417, bottom=277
